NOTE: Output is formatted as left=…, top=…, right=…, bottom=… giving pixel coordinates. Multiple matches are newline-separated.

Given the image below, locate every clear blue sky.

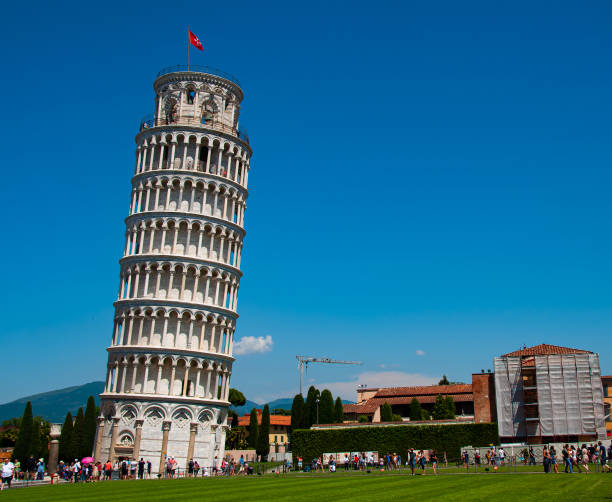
left=1, top=1, right=611, bottom=405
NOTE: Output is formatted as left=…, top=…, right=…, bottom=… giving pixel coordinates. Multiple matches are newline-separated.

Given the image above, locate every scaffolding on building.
left=495, top=352, right=606, bottom=442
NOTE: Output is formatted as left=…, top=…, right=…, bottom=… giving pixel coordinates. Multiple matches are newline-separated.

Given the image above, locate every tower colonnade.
left=133, top=133, right=250, bottom=189
left=128, top=174, right=247, bottom=227
left=95, top=67, right=251, bottom=473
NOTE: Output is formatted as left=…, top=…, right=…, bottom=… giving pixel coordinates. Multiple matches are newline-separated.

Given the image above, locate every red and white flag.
left=189, top=29, right=203, bottom=51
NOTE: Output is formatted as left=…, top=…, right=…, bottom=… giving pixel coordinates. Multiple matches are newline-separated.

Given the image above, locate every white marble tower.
left=94, top=65, right=251, bottom=474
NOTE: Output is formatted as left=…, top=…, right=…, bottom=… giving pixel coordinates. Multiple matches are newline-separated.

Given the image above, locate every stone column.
left=169, top=363, right=176, bottom=395
left=109, top=417, right=120, bottom=463
left=48, top=423, right=61, bottom=474
left=158, top=421, right=172, bottom=475
left=143, top=363, right=151, bottom=393
left=141, top=147, right=148, bottom=174
left=144, top=185, right=151, bottom=211
left=186, top=423, right=198, bottom=469
left=94, top=417, right=105, bottom=461
left=205, top=367, right=213, bottom=398
left=133, top=419, right=144, bottom=460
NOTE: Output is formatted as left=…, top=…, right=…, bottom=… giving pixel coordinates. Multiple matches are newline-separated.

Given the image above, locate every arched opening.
left=186, top=86, right=196, bottom=105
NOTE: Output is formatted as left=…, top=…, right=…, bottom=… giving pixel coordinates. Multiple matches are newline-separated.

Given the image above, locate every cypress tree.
left=247, top=408, right=258, bottom=449
left=256, top=404, right=270, bottom=460
left=30, top=419, right=41, bottom=462
left=318, top=389, right=334, bottom=424
left=82, top=396, right=97, bottom=457
left=59, top=412, right=73, bottom=462
left=13, top=401, right=34, bottom=464
left=304, top=386, right=319, bottom=428
left=432, top=394, right=446, bottom=420
left=409, top=397, right=423, bottom=421
left=380, top=402, right=393, bottom=422
left=444, top=396, right=456, bottom=419
left=71, top=407, right=84, bottom=461
left=290, top=394, right=304, bottom=432
left=334, top=397, right=344, bottom=423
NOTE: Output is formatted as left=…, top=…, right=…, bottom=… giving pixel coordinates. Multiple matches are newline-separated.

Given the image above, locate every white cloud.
left=233, top=335, right=274, bottom=355
left=416, top=349, right=426, bottom=356
left=316, top=371, right=438, bottom=401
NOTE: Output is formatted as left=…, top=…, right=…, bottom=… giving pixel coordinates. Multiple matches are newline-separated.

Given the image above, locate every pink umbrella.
left=82, top=457, right=94, bottom=464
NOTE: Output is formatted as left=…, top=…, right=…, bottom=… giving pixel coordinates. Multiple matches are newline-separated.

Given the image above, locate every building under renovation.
left=341, top=343, right=607, bottom=444
left=495, top=344, right=606, bottom=443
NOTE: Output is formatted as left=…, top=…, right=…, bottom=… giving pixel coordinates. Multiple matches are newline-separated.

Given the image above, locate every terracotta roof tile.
left=374, top=384, right=472, bottom=397
left=502, top=343, right=592, bottom=358
left=237, top=414, right=291, bottom=427
left=343, top=394, right=474, bottom=415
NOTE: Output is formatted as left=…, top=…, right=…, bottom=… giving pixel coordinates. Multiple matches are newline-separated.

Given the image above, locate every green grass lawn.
left=3, top=472, right=612, bottom=502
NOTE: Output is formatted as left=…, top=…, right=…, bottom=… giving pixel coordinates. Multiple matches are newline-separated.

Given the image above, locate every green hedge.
left=292, top=423, right=499, bottom=463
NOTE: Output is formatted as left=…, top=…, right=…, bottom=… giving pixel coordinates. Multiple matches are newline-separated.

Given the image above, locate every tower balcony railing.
left=156, top=65, right=240, bottom=87
left=139, top=115, right=249, bottom=145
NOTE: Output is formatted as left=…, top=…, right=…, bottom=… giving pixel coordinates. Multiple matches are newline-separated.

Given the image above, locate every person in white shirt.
left=499, top=448, right=505, bottom=465
left=1, top=460, right=14, bottom=490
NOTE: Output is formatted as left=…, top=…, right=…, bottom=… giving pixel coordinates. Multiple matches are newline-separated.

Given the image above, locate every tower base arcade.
left=95, top=397, right=228, bottom=474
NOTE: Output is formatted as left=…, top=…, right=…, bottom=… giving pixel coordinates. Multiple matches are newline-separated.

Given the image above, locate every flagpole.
left=187, top=26, right=190, bottom=71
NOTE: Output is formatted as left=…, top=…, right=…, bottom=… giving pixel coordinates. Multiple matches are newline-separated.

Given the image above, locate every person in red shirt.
left=104, top=460, right=112, bottom=481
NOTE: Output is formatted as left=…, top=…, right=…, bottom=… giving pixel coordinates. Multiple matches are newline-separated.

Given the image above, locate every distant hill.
left=1, top=383, right=354, bottom=423
left=0, top=382, right=104, bottom=423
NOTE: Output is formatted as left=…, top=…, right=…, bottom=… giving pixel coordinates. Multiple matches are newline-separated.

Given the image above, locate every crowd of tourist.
left=546, top=441, right=612, bottom=474
left=459, top=441, right=612, bottom=474
left=1, top=441, right=610, bottom=490
left=296, top=450, right=447, bottom=475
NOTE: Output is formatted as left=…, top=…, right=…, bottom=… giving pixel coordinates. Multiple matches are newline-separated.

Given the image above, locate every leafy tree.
left=319, top=390, right=334, bottom=424
left=82, top=396, right=97, bottom=458
left=271, top=409, right=291, bottom=416
left=380, top=402, right=393, bottom=422
left=290, top=394, right=304, bottom=432
left=358, top=415, right=369, bottom=423
left=71, top=407, right=84, bottom=461
left=225, top=425, right=247, bottom=450
left=444, top=396, right=456, bottom=419
left=231, top=413, right=239, bottom=428
left=2, top=417, right=21, bottom=427
left=247, top=408, right=258, bottom=449
left=432, top=394, right=446, bottom=420
left=0, top=425, right=18, bottom=447
left=256, top=404, right=270, bottom=460
left=334, top=397, right=344, bottom=423
left=304, top=386, right=320, bottom=428
left=228, top=388, right=246, bottom=407
left=13, top=402, right=34, bottom=465
left=409, top=398, right=423, bottom=421
left=59, top=412, right=73, bottom=462
left=37, top=418, right=50, bottom=460
left=438, top=375, right=465, bottom=385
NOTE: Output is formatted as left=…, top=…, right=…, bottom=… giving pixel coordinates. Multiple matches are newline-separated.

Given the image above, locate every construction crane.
left=296, top=356, right=363, bottom=396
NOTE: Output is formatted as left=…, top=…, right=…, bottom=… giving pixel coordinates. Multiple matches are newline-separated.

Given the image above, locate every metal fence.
left=139, top=115, right=249, bottom=144
left=156, top=66, right=241, bottom=87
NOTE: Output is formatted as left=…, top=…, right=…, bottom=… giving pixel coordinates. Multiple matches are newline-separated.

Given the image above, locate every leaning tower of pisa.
left=93, top=65, right=251, bottom=473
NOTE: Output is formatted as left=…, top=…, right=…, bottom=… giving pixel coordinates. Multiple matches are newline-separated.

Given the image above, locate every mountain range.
left=0, top=383, right=318, bottom=423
